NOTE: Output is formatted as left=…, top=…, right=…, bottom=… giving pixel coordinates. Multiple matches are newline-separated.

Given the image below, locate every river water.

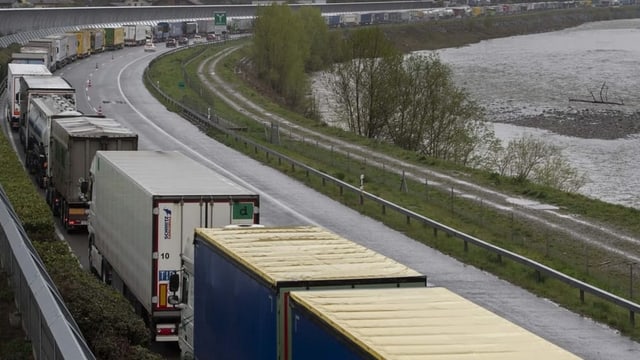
left=314, top=19, right=640, bottom=209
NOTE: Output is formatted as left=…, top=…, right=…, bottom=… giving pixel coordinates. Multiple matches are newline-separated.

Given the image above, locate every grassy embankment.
left=145, top=7, right=640, bottom=341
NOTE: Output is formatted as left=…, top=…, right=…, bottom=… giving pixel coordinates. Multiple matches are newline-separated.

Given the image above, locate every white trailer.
left=44, top=33, right=69, bottom=69
left=11, top=51, right=49, bottom=69
left=25, top=38, right=57, bottom=71
left=123, top=24, right=149, bottom=46
left=87, top=150, right=260, bottom=342
left=63, top=33, right=78, bottom=62
left=6, top=63, right=51, bottom=132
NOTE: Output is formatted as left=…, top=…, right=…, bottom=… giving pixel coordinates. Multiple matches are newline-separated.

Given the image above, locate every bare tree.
left=325, top=27, right=399, bottom=138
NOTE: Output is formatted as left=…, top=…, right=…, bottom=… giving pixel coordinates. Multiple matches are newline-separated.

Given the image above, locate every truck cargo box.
left=44, top=34, right=69, bottom=69
left=18, top=75, right=75, bottom=146
left=11, top=51, right=48, bottom=67
left=289, top=287, right=580, bottom=360
left=49, top=117, right=138, bottom=231
left=192, top=226, right=426, bottom=360
left=24, top=95, right=79, bottom=186
left=87, top=28, right=105, bottom=53
left=24, top=39, right=56, bottom=71
left=18, top=46, right=51, bottom=68
left=69, top=30, right=91, bottom=58
left=123, top=24, right=148, bottom=46
left=63, top=33, right=78, bottom=62
left=104, top=27, right=125, bottom=50
left=6, top=63, right=50, bottom=131
left=88, top=150, right=260, bottom=342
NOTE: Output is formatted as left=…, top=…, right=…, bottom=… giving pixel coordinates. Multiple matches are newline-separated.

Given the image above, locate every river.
left=424, top=19, right=640, bottom=209
left=314, top=19, right=640, bottom=210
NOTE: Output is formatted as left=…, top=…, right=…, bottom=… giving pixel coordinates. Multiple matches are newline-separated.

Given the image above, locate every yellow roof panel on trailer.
left=289, top=287, right=581, bottom=360
left=195, top=226, right=425, bottom=286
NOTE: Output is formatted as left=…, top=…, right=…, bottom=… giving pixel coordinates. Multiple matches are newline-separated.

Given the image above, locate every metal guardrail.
left=0, top=186, right=95, bottom=359
left=145, top=44, right=640, bottom=326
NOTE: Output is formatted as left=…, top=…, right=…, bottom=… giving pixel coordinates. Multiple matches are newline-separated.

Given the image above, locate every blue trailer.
left=373, top=12, right=388, bottom=24
left=168, top=21, right=183, bottom=39
left=326, top=14, right=341, bottom=28
left=359, top=13, right=372, bottom=25
left=192, top=226, right=426, bottom=360
left=288, top=287, right=581, bottom=359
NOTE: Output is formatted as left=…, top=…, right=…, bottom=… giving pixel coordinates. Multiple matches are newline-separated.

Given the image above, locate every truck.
left=44, top=33, right=70, bottom=69
left=168, top=21, right=184, bottom=39
left=288, top=287, right=581, bottom=359
left=11, top=50, right=49, bottom=69
left=123, top=24, right=148, bottom=46
left=18, top=75, right=75, bottom=147
left=87, top=28, right=105, bottom=53
left=104, top=27, right=125, bottom=50
left=6, top=63, right=51, bottom=132
left=87, top=150, right=260, bottom=342
left=196, top=19, right=215, bottom=35
left=182, top=21, right=198, bottom=38
left=69, top=30, right=92, bottom=59
left=325, top=14, right=341, bottom=28
left=24, top=38, right=57, bottom=72
left=152, top=23, right=169, bottom=42
left=190, top=226, right=427, bottom=360
left=23, top=93, right=79, bottom=188
left=63, top=32, right=78, bottom=63
left=48, top=117, right=138, bottom=232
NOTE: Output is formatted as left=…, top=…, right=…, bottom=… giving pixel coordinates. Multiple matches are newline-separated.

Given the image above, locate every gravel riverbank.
left=494, top=108, right=640, bottom=140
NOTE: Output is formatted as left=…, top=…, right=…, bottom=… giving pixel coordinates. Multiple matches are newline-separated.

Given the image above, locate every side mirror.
left=169, top=273, right=180, bottom=292
left=80, top=180, right=89, bottom=195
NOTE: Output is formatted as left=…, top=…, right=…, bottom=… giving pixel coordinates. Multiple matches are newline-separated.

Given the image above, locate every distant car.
left=193, top=35, right=205, bottom=44
left=206, top=34, right=216, bottom=41
left=166, top=38, right=177, bottom=48
left=144, top=40, right=156, bottom=52
left=178, top=37, right=189, bottom=46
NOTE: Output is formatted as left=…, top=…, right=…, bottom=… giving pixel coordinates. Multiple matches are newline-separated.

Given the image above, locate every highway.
left=3, top=43, right=640, bottom=359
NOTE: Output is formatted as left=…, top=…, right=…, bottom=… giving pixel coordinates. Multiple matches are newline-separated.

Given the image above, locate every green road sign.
left=233, top=202, right=254, bottom=220
left=214, top=12, right=227, bottom=26
left=178, top=81, right=185, bottom=88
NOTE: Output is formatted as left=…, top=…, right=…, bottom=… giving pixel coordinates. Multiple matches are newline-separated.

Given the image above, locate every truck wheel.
left=60, top=200, right=65, bottom=227
left=101, top=260, right=112, bottom=285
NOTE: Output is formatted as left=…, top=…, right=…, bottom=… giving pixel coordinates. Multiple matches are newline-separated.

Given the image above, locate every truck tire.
left=101, top=260, right=112, bottom=286
left=60, top=199, right=67, bottom=229
left=88, top=236, right=98, bottom=277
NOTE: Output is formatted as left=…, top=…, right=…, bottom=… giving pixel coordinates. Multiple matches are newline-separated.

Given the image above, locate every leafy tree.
left=296, top=6, right=333, bottom=72
left=252, top=4, right=308, bottom=107
left=385, top=53, right=485, bottom=163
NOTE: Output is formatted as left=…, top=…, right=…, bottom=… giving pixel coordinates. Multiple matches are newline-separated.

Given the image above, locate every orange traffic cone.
left=88, top=79, right=92, bottom=88
left=97, top=105, right=103, bottom=116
